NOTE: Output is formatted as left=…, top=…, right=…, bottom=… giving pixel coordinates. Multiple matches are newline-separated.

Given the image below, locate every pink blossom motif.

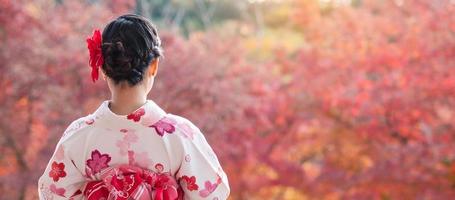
left=126, top=108, right=145, bottom=122
left=116, top=139, right=130, bottom=156
left=199, top=180, right=219, bottom=198
left=179, top=123, right=194, bottom=140
left=49, top=161, right=66, bottom=182
left=49, top=183, right=66, bottom=197
left=127, top=150, right=153, bottom=168
left=55, top=144, right=65, bottom=161
left=128, top=150, right=135, bottom=165
left=116, top=129, right=138, bottom=156
left=86, top=149, right=111, bottom=174
left=180, top=175, right=199, bottom=191
left=123, top=131, right=138, bottom=143
left=150, top=117, right=176, bottom=137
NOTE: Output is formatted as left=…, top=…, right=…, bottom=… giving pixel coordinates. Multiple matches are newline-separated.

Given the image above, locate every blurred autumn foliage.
left=1, top=0, right=455, bottom=199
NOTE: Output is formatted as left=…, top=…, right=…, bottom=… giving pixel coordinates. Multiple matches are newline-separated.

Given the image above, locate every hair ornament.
left=86, top=29, right=104, bottom=82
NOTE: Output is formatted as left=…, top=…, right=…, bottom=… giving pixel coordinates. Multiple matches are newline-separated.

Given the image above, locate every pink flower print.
left=49, top=161, right=66, bottom=182
left=116, top=139, right=130, bottom=156
left=128, top=151, right=152, bottom=168
left=181, top=175, right=199, bottom=191
left=179, top=123, right=194, bottom=140
left=150, top=117, right=176, bottom=137
left=86, top=149, right=111, bottom=174
left=126, top=108, right=145, bottom=122
left=199, top=180, right=219, bottom=198
left=116, top=129, right=138, bottom=155
left=128, top=150, right=135, bottom=165
left=123, top=131, right=138, bottom=143
left=55, top=144, right=65, bottom=161
left=49, top=184, right=66, bottom=197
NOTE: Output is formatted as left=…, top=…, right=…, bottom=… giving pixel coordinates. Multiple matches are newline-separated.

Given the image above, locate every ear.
left=148, top=58, right=159, bottom=77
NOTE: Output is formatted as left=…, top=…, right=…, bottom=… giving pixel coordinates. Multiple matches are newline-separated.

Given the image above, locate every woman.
left=38, top=14, right=230, bottom=200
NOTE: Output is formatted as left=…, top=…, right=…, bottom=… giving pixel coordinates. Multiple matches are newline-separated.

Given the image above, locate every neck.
left=109, top=87, right=147, bottom=115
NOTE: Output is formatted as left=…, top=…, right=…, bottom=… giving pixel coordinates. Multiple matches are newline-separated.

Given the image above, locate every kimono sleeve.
left=37, top=119, right=88, bottom=200
left=172, top=116, right=230, bottom=200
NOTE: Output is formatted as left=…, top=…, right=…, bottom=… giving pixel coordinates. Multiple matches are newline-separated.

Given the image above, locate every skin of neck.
left=103, top=59, right=159, bottom=115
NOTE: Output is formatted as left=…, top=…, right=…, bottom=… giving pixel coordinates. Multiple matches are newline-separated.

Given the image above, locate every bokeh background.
left=1, top=0, right=455, bottom=199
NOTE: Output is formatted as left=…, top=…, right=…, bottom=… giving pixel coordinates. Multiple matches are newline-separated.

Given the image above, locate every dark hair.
left=101, top=14, right=163, bottom=86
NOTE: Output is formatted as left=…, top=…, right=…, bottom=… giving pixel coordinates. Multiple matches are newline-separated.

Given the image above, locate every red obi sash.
left=83, top=164, right=183, bottom=200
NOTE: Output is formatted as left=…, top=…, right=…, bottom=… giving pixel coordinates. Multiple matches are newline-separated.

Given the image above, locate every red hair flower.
left=86, top=29, right=103, bottom=82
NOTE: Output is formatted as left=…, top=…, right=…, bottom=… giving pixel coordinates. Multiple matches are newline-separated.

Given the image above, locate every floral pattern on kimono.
left=38, top=99, right=230, bottom=200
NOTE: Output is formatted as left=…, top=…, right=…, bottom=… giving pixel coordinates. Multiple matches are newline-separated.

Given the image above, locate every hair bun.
left=102, top=41, right=134, bottom=80
left=100, top=14, right=162, bottom=86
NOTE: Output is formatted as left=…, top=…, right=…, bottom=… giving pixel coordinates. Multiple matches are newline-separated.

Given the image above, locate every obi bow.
left=83, top=164, right=183, bottom=200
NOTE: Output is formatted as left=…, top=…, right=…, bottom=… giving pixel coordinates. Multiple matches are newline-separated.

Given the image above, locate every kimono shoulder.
left=167, top=114, right=203, bottom=134
left=161, top=114, right=231, bottom=199
left=58, top=114, right=95, bottom=146
left=163, top=113, right=213, bottom=146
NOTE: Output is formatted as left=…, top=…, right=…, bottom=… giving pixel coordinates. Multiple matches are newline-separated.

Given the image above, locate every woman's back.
left=38, top=99, right=229, bottom=199
left=37, top=14, right=229, bottom=200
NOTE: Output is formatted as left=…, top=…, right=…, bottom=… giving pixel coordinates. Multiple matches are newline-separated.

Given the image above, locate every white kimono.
left=38, top=99, right=230, bottom=200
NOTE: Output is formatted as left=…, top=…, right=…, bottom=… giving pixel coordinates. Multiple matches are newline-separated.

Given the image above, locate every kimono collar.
left=92, top=99, right=166, bottom=129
